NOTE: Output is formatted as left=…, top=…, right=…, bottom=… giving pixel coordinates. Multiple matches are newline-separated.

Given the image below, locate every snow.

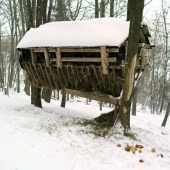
left=0, top=88, right=170, bottom=170
left=17, top=18, right=130, bottom=48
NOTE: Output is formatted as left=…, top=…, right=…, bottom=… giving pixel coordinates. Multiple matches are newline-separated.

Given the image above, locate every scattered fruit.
left=139, top=159, right=144, bottom=163
left=132, top=148, right=136, bottom=154
left=117, top=144, right=121, bottom=147
left=151, top=148, right=155, bottom=153
left=136, top=144, right=144, bottom=149
left=138, top=150, right=142, bottom=153
left=125, top=144, right=133, bottom=152
left=159, top=154, right=163, bottom=158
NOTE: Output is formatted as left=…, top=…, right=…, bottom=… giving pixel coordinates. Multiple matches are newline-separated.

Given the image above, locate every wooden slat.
left=56, top=48, right=62, bottom=68
left=101, top=46, right=108, bottom=74
left=44, top=48, right=50, bottom=67
left=49, top=67, right=59, bottom=90
left=65, top=89, right=120, bottom=105
left=39, top=65, right=48, bottom=86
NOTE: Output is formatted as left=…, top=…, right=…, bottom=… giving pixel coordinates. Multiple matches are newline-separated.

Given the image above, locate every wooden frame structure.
left=18, top=25, right=151, bottom=105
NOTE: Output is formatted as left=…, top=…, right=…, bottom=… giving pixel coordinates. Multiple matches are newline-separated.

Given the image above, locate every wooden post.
left=30, top=49, right=36, bottom=66
left=141, top=44, right=146, bottom=69
left=44, top=48, right=50, bottom=67
left=100, top=46, right=108, bottom=74
left=56, top=47, right=62, bottom=68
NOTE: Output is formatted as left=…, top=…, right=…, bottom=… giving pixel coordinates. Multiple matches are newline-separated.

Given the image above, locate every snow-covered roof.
left=17, top=18, right=130, bottom=48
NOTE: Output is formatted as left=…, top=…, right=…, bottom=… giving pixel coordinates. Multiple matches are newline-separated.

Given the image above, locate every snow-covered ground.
left=0, top=89, right=170, bottom=170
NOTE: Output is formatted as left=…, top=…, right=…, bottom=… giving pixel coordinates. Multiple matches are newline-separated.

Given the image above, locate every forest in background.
left=0, top=0, right=170, bottom=117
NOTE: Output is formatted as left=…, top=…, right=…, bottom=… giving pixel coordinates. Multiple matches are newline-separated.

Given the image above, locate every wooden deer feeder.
left=17, top=18, right=151, bottom=105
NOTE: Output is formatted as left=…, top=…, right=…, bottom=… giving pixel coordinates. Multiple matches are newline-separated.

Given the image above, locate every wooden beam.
left=141, top=44, right=146, bottom=69
left=56, top=48, right=62, bottom=68
left=50, top=57, right=116, bottom=63
left=33, top=47, right=119, bottom=53
left=101, top=46, right=109, bottom=74
left=30, top=49, right=36, bottom=66
left=65, top=88, right=121, bottom=105
left=44, top=48, right=50, bottom=67
left=140, top=29, right=146, bottom=43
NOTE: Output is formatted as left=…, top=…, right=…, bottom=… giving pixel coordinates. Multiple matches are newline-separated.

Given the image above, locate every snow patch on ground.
left=0, top=91, right=170, bottom=170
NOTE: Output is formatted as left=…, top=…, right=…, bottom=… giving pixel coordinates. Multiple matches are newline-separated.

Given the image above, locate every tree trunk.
left=110, top=0, right=114, bottom=17
left=31, top=86, right=42, bottom=108
left=47, top=0, right=53, bottom=22
left=44, top=88, right=52, bottom=103
left=42, top=0, right=48, bottom=24
left=36, top=0, right=42, bottom=27
left=118, top=0, right=144, bottom=131
left=95, top=0, right=99, bottom=18
left=61, top=90, right=66, bottom=108
left=161, top=101, right=170, bottom=127
left=100, top=0, right=105, bottom=17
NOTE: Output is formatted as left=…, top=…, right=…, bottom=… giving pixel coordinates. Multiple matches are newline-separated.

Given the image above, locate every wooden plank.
left=56, top=48, right=62, bottom=68
left=101, top=46, right=108, bottom=74
left=141, top=44, right=146, bottom=69
left=65, top=88, right=121, bottom=105
left=140, top=29, right=146, bottom=43
left=44, top=48, right=50, bottom=67
left=30, top=49, right=36, bottom=66
left=33, top=47, right=119, bottom=53
left=50, top=57, right=116, bottom=62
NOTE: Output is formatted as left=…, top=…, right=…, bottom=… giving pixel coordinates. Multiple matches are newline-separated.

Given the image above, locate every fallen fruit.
left=117, top=144, right=121, bottom=147
left=159, top=154, right=163, bottom=158
left=151, top=149, right=155, bottom=152
left=132, top=149, right=136, bottom=154
left=138, top=150, right=142, bottom=153
left=139, top=159, right=144, bottom=163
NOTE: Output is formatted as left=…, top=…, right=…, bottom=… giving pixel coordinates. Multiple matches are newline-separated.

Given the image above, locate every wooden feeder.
left=17, top=18, right=151, bottom=105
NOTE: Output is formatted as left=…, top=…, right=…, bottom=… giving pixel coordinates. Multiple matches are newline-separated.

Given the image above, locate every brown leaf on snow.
left=161, top=132, right=165, bottom=135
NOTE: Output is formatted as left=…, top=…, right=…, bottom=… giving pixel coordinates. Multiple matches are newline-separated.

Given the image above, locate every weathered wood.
left=57, top=68, right=63, bottom=89
left=44, top=66, right=52, bottom=88
left=101, top=46, right=109, bottom=74
left=140, top=29, right=146, bottom=43
left=23, top=63, right=33, bottom=85
left=99, top=67, right=106, bottom=89
left=141, top=44, right=146, bottom=69
left=56, top=48, right=62, bottom=68
left=39, top=65, right=48, bottom=86
left=65, top=88, right=120, bottom=105
left=87, top=66, right=94, bottom=89
left=66, top=66, right=73, bottom=87
left=75, top=66, right=83, bottom=86
left=60, top=68, right=67, bottom=86
left=30, top=49, right=36, bottom=66
left=71, top=66, right=77, bottom=88
left=33, top=47, right=119, bottom=53
left=28, top=63, right=38, bottom=86
left=49, top=67, right=59, bottom=90
left=50, top=57, right=116, bottom=63
left=44, top=48, right=50, bottom=67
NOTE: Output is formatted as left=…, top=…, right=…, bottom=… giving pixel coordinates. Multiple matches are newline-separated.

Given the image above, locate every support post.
left=44, top=48, right=50, bottom=67
left=101, top=46, right=108, bottom=74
